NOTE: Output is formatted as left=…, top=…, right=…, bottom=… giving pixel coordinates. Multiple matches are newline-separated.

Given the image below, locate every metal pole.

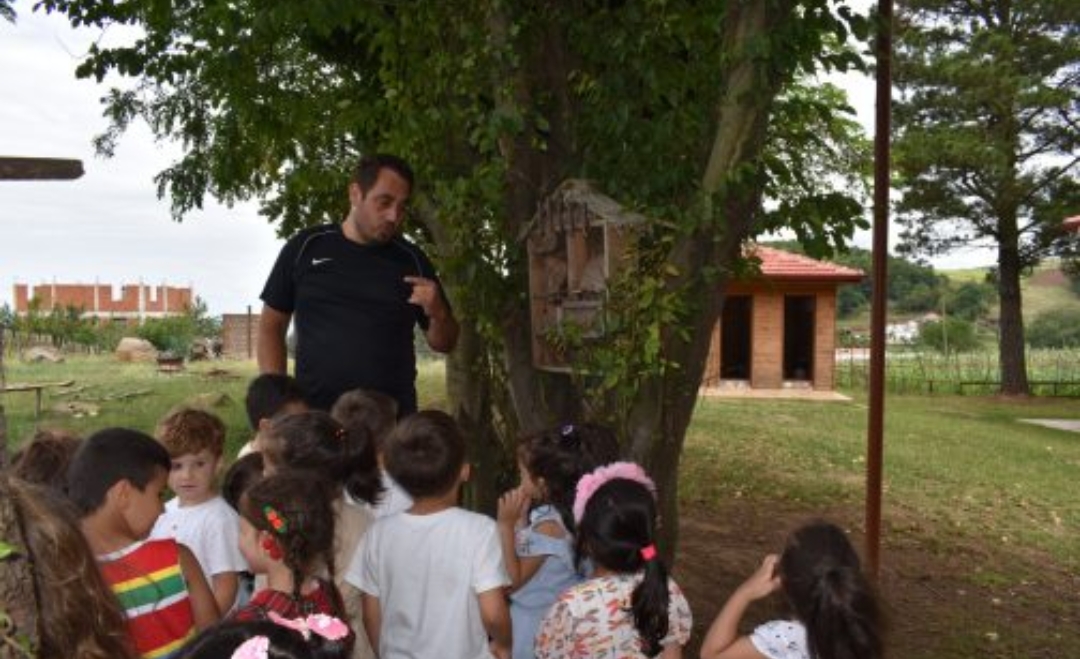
left=866, top=0, right=893, bottom=579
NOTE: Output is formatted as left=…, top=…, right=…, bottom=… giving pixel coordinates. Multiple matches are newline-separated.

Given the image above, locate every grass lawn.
left=2, top=355, right=1078, bottom=657
left=683, top=393, right=1080, bottom=568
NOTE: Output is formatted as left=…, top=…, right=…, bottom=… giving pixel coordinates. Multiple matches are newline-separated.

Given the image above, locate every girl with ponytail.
left=535, top=462, right=692, bottom=659
left=700, top=520, right=884, bottom=659
left=233, top=469, right=355, bottom=658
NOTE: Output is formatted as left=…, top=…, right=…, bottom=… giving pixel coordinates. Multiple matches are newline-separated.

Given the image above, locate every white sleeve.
left=346, top=525, right=378, bottom=595
left=472, top=519, right=511, bottom=593
left=200, top=506, right=248, bottom=575
left=749, top=620, right=809, bottom=659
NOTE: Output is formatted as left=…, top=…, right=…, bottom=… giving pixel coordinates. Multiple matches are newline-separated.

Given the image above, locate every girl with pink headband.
left=179, top=611, right=350, bottom=659
left=535, top=462, right=692, bottom=658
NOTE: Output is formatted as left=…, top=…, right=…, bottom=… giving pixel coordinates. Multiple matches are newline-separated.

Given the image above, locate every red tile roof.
left=747, top=246, right=865, bottom=283
left=1064, top=216, right=1080, bottom=232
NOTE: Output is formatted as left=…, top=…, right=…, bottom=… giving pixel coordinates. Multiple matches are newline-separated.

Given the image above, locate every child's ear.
left=108, top=478, right=133, bottom=508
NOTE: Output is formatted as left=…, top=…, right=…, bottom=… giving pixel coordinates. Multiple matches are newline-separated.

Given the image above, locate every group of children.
left=4, top=373, right=885, bottom=659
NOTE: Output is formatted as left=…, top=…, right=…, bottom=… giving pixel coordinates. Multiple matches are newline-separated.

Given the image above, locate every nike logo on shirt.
left=312, top=258, right=333, bottom=266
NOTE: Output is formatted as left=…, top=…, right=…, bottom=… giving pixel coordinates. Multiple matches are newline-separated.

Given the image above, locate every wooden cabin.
left=702, top=247, right=864, bottom=392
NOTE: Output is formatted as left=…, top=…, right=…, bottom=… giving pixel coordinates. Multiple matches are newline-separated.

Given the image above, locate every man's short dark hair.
left=352, top=154, right=415, bottom=196
left=384, top=410, right=464, bottom=499
left=66, top=427, right=171, bottom=517
left=245, top=373, right=307, bottom=430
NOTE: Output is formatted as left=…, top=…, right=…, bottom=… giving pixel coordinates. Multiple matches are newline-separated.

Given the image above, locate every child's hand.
left=739, top=553, right=782, bottom=600
left=497, top=487, right=530, bottom=528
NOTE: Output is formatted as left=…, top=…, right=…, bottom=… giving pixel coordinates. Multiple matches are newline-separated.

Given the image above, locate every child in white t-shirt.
left=346, top=410, right=511, bottom=659
left=150, top=406, right=248, bottom=614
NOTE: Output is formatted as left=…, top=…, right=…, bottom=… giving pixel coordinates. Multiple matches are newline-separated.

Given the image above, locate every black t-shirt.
left=260, top=224, right=447, bottom=413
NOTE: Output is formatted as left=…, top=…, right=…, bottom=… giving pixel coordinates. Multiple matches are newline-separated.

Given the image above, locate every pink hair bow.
left=266, top=611, right=350, bottom=641
left=573, top=461, right=656, bottom=523
left=232, top=636, right=269, bottom=659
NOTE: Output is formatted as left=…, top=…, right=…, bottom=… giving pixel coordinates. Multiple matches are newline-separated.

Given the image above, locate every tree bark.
left=0, top=477, right=38, bottom=659
left=625, top=0, right=795, bottom=562
left=997, top=223, right=1030, bottom=395
left=447, top=319, right=504, bottom=516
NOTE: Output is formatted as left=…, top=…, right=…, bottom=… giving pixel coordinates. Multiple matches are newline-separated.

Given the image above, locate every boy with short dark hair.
left=237, top=373, right=309, bottom=458
left=346, top=411, right=511, bottom=659
left=150, top=407, right=248, bottom=614
left=68, top=427, right=219, bottom=659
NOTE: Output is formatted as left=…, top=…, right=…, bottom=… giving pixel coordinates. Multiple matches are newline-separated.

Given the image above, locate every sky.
left=0, top=1, right=282, bottom=316
left=0, top=1, right=997, bottom=317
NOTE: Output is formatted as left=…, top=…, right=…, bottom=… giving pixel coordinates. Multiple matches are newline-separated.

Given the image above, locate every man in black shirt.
left=257, top=154, right=458, bottom=413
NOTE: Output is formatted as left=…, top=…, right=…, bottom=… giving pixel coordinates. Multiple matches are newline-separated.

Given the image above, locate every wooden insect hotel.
left=526, top=179, right=643, bottom=371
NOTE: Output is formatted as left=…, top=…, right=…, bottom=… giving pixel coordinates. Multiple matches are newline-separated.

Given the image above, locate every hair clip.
left=263, top=504, right=289, bottom=534
left=231, top=636, right=269, bottom=659
left=267, top=611, right=350, bottom=641
left=560, top=424, right=575, bottom=438
left=640, top=544, right=658, bottom=561
left=573, top=461, right=657, bottom=524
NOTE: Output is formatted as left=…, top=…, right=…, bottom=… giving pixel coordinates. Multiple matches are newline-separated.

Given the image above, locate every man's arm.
left=257, top=304, right=292, bottom=374
left=404, top=276, right=459, bottom=353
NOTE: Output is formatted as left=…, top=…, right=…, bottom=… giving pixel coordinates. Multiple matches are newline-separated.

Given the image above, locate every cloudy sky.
left=0, top=1, right=282, bottom=315
left=1, top=1, right=995, bottom=317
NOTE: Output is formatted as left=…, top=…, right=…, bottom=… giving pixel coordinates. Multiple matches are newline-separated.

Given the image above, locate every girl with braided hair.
left=232, top=469, right=355, bottom=656
left=535, top=462, right=692, bottom=659
left=700, top=520, right=884, bottom=659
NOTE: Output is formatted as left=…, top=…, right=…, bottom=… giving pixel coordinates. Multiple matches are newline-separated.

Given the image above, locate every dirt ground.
left=674, top=499, right=1079, bottom=659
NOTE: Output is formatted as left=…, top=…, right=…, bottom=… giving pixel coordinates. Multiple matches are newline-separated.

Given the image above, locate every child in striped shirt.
left=68, top=427, right=220, bottom=659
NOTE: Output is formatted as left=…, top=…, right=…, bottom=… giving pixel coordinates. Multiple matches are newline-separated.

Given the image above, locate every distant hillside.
left=938, top=260, right=1080, bottom=321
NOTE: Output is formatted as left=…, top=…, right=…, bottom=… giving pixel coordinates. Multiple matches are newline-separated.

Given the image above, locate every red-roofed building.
left=702, top=246, right=864, bottom=392
left=1064, top=215, right=1080, bottom=233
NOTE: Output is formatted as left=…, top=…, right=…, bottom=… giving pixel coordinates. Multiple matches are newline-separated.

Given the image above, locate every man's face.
left=347, top=167, right=411, bottom=244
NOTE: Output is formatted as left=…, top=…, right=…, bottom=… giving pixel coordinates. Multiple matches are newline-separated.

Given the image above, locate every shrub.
left=1028, top=308, right=1080, bottom=349
left=918, top=318, right=980, bottom=353
left=135, top=298, right=220, bottom=357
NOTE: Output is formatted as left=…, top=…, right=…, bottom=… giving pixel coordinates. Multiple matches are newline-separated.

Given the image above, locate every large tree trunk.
left=447, top=319, right=505, bottom=516
left=0, top=476, right=38, bottom=659
left=997, top=225, right=1030, bottom=395
left=625, top=0, right=795, bottom=561
left=448, top=0, right=803, bottom=559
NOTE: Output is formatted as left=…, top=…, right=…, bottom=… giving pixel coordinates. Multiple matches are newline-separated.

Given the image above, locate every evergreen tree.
left=893, top=0, right=1080, bottom=394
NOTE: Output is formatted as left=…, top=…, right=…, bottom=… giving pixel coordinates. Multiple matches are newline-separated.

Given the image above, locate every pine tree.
left=893, top=0, right=1080, bottom=395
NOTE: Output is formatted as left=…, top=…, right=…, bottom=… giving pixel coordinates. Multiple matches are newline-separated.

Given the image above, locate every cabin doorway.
left=720, top=295, right=752, bottom=380
left=783, top=295, right=815, bottom=381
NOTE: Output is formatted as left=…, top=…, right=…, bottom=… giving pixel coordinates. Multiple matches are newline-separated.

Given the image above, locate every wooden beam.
left=0, top=157, right=84, bottom=180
